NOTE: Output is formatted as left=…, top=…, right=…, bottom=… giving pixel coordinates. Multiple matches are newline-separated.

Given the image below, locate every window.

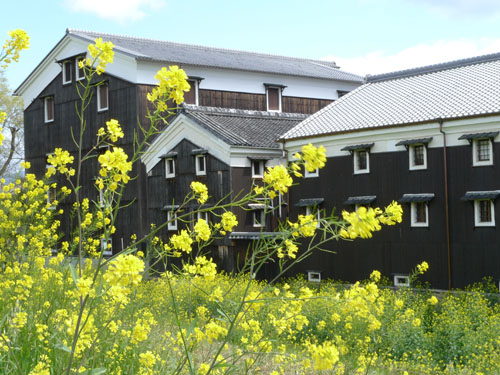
left=304, top=166, right=319, bottom=178
left=195, top=154, right=206, bottom=176
left=253, top=209, right=265, bottom=227
left=76, top=57, right=85, bottom=81
left=197, top=211, right=209, bottom=222
left=306, top=205, right=321, bottom=227
left=98, top=188, right=105, bottom=208
left=165, top=158, right=175, bottom=178
left=394, top=274, right=410, bottom=287
left=354, top=149, right=369, bottom=174
left=411, top=201, right=429, bottom=227
left=44, top=96, right=54, bottom=123
left=101, top=238, right=112, bottom=256
left=474, top=199, right=495, bottom=226
left=167, top=210, right=178, bottom=230
left=337, top=90, right=349, bottom=98
left=62, top=60, right=72, bottom=84
left=307, top=271, right=321, bottom=283
left=473, top=139, right=493, bottom=166
left=47, top=186, right=57, bottom=209
left=97, top=83, right=108, bottom=112
left=252, top=160, right=264, bottom=178
left=266, top=87, right=281, bottom=112
left=184, top=80, right=199, bottom=105
left=409, top=144, right=427, bottom=170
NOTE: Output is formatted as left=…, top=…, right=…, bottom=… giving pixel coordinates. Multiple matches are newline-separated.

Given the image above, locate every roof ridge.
left=367, top=51, right=500, bottom=83
left=67, top=28, right=340, bottom=67
left=182, top=104, right=309, bottom=119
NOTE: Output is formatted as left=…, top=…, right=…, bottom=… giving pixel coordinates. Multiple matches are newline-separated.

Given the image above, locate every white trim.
left=195, top=154, right=206, bottom=176
left=266, top=86, right=282, bottom=112
left=304, top=167, right=319, bottom=178
left=251, top=160, right=264, bottom=178
left=44, top=96, right=54, bottom=123
left=47, top=186, right=57, bottom=210
left=472, top=138, right=493, bottom=166
left=253, top=209, right=265, bottom=227
left=101, top=238, right=112, bottom=256
left=76, top=57, right=85, bottom=81
left=474, top=199, right=495, bottom=227
left=305, top=205, right=321, bottom=228
left=394, top=274, right=410, bottom=287
left=186, top=79, right=199, bottom=106
left=97, top=83, right=109, bottom=112
left=62, top=60, right=72, bottom=84
left=409, top=144, right=427, bottom=170
left=353, top=149, right=369, bottom=174
left=197, top=211, right=208, bottom=222
left=307, top=271, right=321, bottom=282
left=167, top=211, right=178, bottom=230
left=165, top=158, right=175, bottom=178
left=411, top=201, right=429, bottom=227
left=98, top=188, right=105, bottom=208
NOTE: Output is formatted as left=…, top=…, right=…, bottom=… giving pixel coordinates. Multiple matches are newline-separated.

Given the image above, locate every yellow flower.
left=263, top=165, right=293, bottom=195
left=148, top=65, right=191, bottom=107
left=1, top=29, right=30, bottom=69
left=105, top=119, right=124, bottom=142
left=170, top=230, right=193, bottom=253
left=194, top=218, right=211, bottom=242
left=221, top=211, right=238, bottom=232
left=87, top=37, right=114, bottom=74
left=190, top=181, right=208, bottom=204
left=427, top=295, right=438, bottom=305
left=47, top=148, right=75, bottom=175
left=300, top=143, right=327, bottom=172
left=417, top=261, right=429, bottom=274
left=370, top=270, right=381, bottom=282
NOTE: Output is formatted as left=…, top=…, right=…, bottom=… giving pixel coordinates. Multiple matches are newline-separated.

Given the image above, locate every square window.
left=473, top=138, right=493, bottom=166
left=101, top=238, right=112, bottom=256
left=184, top=80, right=198, bottom=105
left=411, top=201, right=429, bottom=227
left=165, top=158, right=175, bottom=178
left=195, top=155, right=206, bottom=176
left=62, top=61, right=72, bottom=84
left=410, top=144, right=427, bottom=170
left=307, top=271, right=321, bottom=282
left=167, top=210, right=178, bottom=230
left=394, top=274, right=409, bottom=287
left=253, top=209, right=265, bottom=227
left=266, top=87, right=281, bottom=112
left=304, top=166, right=319, bottom=178
left=252, top=160, right=264, bottom=178
left=305, top=205, right=321, bottom=227
left=354, top=149, right=369, bottom=174
left=474, top=200, right=495, bottom=227
left=76, top=57, right=85, bottom=81
left=44, top=96, right=54, bottom=123
left=97, top=83, right=108, bottom=112
left=197, top=211, right=209, bottom=222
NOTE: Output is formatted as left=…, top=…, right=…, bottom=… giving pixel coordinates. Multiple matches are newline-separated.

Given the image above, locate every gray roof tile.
left=281, top=54, right=500, bottom=140
left=67, top=29, right=363, bottom=82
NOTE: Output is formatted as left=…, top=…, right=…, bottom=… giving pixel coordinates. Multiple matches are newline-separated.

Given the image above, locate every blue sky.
left=3, top=0, right=500, bottom=92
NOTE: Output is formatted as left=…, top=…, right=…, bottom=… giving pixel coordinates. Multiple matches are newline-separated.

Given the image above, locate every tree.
left=0, top=73, right=23, bottom=179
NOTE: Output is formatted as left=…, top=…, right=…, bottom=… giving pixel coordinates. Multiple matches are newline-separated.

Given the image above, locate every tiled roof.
left=182, top=104, right=308, bottom=148
left=281, top=53, right=500, bottom=140
left=67, top=29, right=363, bottom=82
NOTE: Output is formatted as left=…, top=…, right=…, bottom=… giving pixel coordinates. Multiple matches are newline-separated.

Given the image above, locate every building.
left=15, top=29, right=362, bottom=256
left=281, top=52, right=500, bottom=289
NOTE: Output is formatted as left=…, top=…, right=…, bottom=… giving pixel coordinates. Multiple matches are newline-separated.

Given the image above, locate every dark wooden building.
left=281, top=52, right=500, bottom=289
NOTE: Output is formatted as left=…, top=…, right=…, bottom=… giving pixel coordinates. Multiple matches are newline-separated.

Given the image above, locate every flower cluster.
left=170, top=229, right=193, bottom=253
left=97, top=118, right=124, bottom=142
left=263, top=165, right=293, bottom=198
left=183, top=256, right=217, bottom=280
left=81, top=37, right=114, bottom=75
left=46, top=148, right=75, bottom=176
left=147, top=65, right=191, bottom=108
left=296, top=143, right=327, bottom=172
left=1, top=29, right=29, bottom=68
left=98, top=147, right=132, bottom=190
left=190, top=181, right=208, bottom=204
left=221, top=211, right=238, bottom=233
left=194, top=218, right=211, bottom=242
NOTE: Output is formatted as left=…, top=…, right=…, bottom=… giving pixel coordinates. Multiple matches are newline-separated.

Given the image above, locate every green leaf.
left=68, top=262, right=78, bottom=287
left=54, top=343, right=72, bottom=353
left=82, top=368, right=106, bottom=375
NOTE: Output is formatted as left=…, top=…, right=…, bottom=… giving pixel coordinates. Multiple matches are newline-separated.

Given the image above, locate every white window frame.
left=394, top=274, right=410, bottom=287
left=266, top=86, right=282, bottom=112
left=353, top=149, right=370, bottom=174
left=44, top=96, right=54, bottom=123
left=472, top=138, right=493, bottom=166
left=411, top=201, right=429, bottom=227
left=97, top=83, right=109, bottom=112
left=47, top=186, right=57, bottom=209
left=98, top=188, right=105, bottom=208
left=101, top=238, right=112, bottom=256
left=306, top=205, right=321, bottom=228
left=186, top=79, right=199, bottom=106
left=304, top=166, right=319, bottom=178
left=253, top=209, right=265, bottom=228
left=195, top=154, right=206, bottom=176
left=474, top=199, right=495, bottom=227
left=165, top=158, right=175, bottom=178
left=167, top=210, right=178, bottom=230
left=76, top=57, right=85, bottom=81
left=62, top=60, right=72, bottom=84
left=307, top=271, right=321, bottom=283
left=197, top=211, right=208, bottom=222
left=251, top=160, right=265, bottom=178
left=409, top=144, right=427, bottom=170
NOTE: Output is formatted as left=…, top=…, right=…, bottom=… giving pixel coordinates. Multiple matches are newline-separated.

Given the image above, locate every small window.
left=304, top=167, right=319, bottom=178
left=307, top=271, right=321, bottom=283
left=76, top=57, right=85, bottom=81
left=98, top=188, right=105, bottom=208
left=167, top=210, right=178, bottom=230
left=474, top=199, right=495, bottom=227
left=394, top=274, right=410, bottom=287
left=253, top=209, right=265, bottom=227
left=47, top=186, right=57, bottom=209
left=165, top=158, right=175, bottom=178
left=195, top=154, right=206, bottom=176
left=97, top=83, right=109, bottom=112
left=62, top=61, right=72, bottom=84
left=411, top=201, right=429, bottom=227
left=354, top=149, right=369, bottom=174
left=197, top=211, right=209, bottom=222
left=473, top=139, right=493, bottom=166
left=252, top=160, right=264, bottom=178
left=101, top=238, right=112, bottom=256
left=409, top=144, right=427, bottom=170
left=306, top=206, right=321, bottom=227
left=44, top=96, right=54, bottom=123
left=184, top=80, right=198, bottom=105
left=266, top=87, right=281, bottom=112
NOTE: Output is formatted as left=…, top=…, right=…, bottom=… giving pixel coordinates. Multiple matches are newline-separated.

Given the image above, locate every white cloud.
left=324, top=38, right=500, bottom=77
left=64, top=0, right=165, bottom=23
left=407, top=0, right=500, bottom=18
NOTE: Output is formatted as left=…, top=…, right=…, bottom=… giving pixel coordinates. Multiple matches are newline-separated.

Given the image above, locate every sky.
left=3, top=0, right=500, bottom=92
